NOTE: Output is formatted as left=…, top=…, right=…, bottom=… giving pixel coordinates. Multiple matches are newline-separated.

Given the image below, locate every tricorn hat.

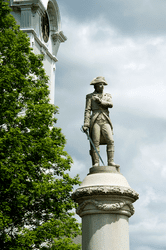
left=90, top=76, right=108, bottom=85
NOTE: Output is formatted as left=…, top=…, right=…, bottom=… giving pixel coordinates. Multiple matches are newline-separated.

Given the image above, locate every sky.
left=44, top=1, right=166, bottom=249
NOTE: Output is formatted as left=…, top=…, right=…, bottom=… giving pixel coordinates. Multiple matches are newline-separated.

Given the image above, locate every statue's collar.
left=93, top=91, right=104, bottom=95
left=93, top=91, right=104, bottom=96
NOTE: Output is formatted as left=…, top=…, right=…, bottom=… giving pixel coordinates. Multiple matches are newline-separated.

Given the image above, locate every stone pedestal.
left=72, top=166, right=139, bottom=250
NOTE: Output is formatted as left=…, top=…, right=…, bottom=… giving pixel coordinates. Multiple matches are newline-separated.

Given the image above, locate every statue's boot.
left=92, top=148, right=100, bottom=167
left=107, top=144, right=117, bottom=166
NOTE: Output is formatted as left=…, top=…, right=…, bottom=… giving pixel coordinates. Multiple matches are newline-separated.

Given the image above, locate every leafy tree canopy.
left=0, top=1, right=81, bottom=249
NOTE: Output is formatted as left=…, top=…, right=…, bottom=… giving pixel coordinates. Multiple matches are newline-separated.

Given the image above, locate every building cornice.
left=21, top=28, right=58, bottom=62
left=12, top=0, right=45, bottom=13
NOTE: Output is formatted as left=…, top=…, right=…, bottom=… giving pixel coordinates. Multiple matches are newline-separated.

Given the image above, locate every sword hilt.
left=81, top=126, right=88, bottom=136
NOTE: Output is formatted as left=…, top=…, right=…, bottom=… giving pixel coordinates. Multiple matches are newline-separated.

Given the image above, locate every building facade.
left=10, top=0, right=67, bottom=104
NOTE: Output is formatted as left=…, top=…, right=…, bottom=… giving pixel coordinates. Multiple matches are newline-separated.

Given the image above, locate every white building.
left=10, top=0, right=67, bottom=104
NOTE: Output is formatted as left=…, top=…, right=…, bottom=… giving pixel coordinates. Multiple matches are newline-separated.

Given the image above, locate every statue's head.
left=90, top=76, right=107, bottom=93
left=90, top=76, right=108, bottom=86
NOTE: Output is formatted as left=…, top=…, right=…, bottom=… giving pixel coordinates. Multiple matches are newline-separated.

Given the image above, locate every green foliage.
left=0, top=1, right=81, bottom=249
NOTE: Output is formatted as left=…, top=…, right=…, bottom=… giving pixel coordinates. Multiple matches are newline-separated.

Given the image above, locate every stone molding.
left=72, top=185, right=139, bottom=201
left=11, top=0, right=45, bottom=15
left=47, top=0, right=61, bottom=32
left=21, top=28, right=58, bottom=62
left=51, top=31, right=67, bottom=44
left=76, top=199, right=135, bottom=217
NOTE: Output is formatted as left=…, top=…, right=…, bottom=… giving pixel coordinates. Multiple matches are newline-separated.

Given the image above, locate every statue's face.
left=95, top=82, right=104, bottom=93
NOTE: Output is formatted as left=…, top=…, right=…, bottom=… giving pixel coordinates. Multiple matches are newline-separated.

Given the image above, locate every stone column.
left=72, top=166, right=139, bottom=250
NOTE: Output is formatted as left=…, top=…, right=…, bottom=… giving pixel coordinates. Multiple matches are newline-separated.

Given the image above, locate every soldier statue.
left=82, top=76, right=118, bottom=167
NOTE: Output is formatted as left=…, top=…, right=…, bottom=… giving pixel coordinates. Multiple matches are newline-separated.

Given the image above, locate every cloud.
left=59, top=0, right=166, bottom=36
left=55, top=12, right=166, bottom=172
left=54, top=2, right=166, bottom=249
left=127, top=140, right=166, bottom=249
left=56, top=16, right=166, bottom=144
left=70, top=157, right=88, bottom=180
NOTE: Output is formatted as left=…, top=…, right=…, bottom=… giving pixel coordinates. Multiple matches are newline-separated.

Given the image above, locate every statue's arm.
left=84, top=95, right=91, bottom=128
left=100, top=94, right=113, bottom=108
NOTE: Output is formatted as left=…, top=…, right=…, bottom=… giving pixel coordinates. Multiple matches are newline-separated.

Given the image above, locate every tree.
left=0, top=1, right=81, bottom=249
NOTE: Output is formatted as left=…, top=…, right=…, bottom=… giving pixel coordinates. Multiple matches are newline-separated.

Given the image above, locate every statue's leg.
left=89, top=145, right=94, bottom=166
left=107, top=143, right=116, bottom=166
left=90, top=147, right=100, bottom=167
left=91, top=123, right=100, bottom=167
left=101, top=124, right=116, bottom=166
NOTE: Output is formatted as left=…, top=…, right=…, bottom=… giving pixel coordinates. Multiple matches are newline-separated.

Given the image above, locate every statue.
left=82, top=76, right=118, bottom=167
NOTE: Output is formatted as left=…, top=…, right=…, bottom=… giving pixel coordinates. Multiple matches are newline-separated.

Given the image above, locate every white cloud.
left=126, top=139, right=166, bottom=249
left=55, top=5, right=166, bottom=249
left=71, top=158, right=87, bottom=176
left=58, top=16, right=166, bottom=120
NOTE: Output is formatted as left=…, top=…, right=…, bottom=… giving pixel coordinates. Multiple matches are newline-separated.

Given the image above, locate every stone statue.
left=82, top=76, right=118, bottom=167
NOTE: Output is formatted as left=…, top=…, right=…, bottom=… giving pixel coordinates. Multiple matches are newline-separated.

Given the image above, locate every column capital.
left=72, top=185, right=139, bottom=201
left=72, top=166, right=139, bottom=218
